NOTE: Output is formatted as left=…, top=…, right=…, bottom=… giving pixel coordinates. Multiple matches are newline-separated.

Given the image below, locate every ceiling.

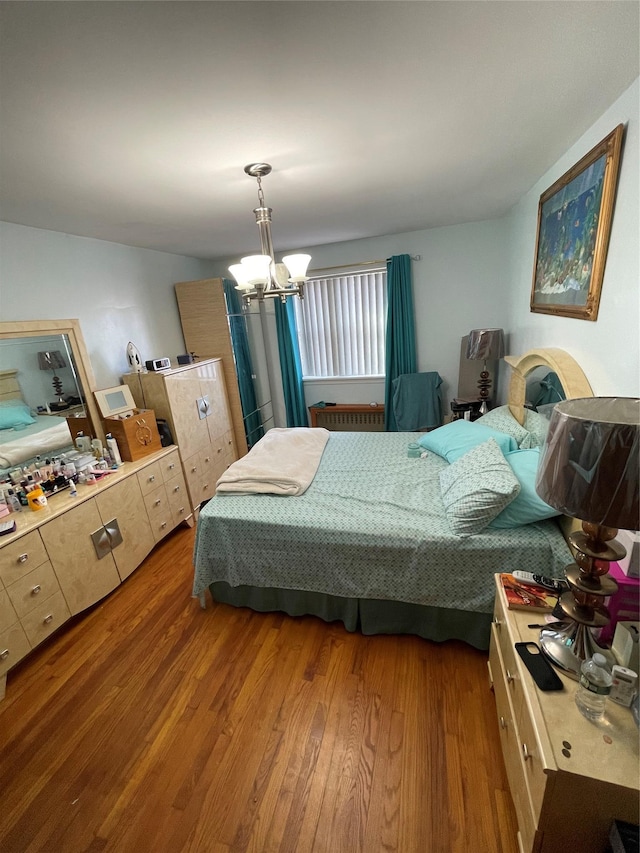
left=1, top=2, right=638, bottom=262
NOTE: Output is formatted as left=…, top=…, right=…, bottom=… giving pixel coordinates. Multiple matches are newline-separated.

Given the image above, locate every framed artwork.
left=530, top=124, right=624, bottom=321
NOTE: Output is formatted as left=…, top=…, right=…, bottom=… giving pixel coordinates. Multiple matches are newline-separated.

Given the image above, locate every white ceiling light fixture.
left=228, top=163, right=311, bottom=304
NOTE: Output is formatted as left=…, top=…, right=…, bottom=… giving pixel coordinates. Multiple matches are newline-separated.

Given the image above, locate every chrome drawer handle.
left=204, top=456, right=210, bottom=463
left=148, top=475, right=155, bottom=483
left=177, top=507, right=184, bottom=515
left=18, top=553, right=29, bottom=564
left=161, top=522, right=167, bottom=529
left=0, top=649, right=9, bottom=660
left=31, top=585, right=42, bottom=596
left=499, top=716, right=507, bottom=730
left=168, top=463, right=175, bottom=470
left=492, top=617, right=501, bottom=627
left=506, top=669, right=515, bottom=683
left=522, top=743, right=531, bottom=761
left=191, top=466, right=197, bottom=473
left=154, top=499, right=161, bottom=507
left=43, top=614, right=53, bottom=624
left=173, top=486, right=180, bottom=493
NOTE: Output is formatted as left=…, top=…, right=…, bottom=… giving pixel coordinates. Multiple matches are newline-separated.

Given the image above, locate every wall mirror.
left=0, top=319, right=103, bottom=473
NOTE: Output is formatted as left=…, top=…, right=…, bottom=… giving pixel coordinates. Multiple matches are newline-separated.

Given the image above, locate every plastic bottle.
left=6, top=489, right=22, bottom=512
left=105, top=433, right=123, bottom=467
left=575, top=652, right=612, bottom=721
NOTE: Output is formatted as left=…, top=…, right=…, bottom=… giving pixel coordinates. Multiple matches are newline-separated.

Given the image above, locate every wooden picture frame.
left=530, top=124, right=624, bottom=321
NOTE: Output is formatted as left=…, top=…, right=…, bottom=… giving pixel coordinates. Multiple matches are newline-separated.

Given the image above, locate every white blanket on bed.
left=216, top=427, right=330, bottom=496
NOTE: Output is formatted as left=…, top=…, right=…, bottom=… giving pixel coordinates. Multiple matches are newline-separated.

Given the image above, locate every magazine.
left=500, top=573, right=558, bottom=612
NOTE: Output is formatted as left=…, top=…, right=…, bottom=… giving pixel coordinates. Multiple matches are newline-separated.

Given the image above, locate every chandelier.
left=228, top=163, right=311, bottom=303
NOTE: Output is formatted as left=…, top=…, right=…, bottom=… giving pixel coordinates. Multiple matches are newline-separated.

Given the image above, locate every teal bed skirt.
left=208, top=582, right=492, bottom=650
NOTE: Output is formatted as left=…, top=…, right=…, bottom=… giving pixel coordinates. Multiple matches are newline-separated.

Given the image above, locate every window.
left=293, top=268, right=387, bottom=378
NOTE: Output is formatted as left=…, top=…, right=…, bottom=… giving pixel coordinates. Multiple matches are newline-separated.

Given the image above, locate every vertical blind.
left=293, top=270, right=387, bottom=378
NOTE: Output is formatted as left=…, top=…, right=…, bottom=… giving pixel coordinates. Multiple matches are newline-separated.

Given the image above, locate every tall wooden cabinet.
left=123, top=359, right=238, bottom=512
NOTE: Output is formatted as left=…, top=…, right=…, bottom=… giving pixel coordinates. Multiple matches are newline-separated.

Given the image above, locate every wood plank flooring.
left=0, top=524, right=519, bottom=853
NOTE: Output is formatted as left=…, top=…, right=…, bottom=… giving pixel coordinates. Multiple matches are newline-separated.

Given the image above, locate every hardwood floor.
left=0, top=524, right=519, bottom=853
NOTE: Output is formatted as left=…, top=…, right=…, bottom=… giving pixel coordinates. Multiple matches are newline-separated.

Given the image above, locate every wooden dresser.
left=123, top=359, right=237, bottom=513
left=488, top=574, right=639, bottom=852
left=0, top=447, right=191, bottom=700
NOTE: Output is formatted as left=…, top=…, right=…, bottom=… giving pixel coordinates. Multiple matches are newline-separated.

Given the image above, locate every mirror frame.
left=504, top=347, right=593, bottom=424
left=0, top=319, right=104, bottom=444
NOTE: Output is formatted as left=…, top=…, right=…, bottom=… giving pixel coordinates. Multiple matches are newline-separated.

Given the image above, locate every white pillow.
left=439, top=438, right=521, bottom=536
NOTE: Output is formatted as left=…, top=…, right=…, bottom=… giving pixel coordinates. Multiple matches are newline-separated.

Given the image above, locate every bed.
left=192, top=348, right=593, bottom=649
left=0, top=368, right=74, bottom=474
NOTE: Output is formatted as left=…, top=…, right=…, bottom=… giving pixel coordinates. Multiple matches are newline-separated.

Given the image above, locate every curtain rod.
left=309, top=254, right=421, bottom=274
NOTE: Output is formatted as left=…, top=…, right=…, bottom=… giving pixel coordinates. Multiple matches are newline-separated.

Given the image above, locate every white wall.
left=0, top=223, right=215, bottom=389
left=504, top=77, right=639, bottom=397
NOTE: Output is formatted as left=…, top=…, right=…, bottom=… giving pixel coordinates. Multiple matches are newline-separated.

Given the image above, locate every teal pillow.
left=490, top=447, right=560, bottom=528
left=439, top=438, right=521, bottom=536
left=418, top=419, right=517, bottom=462
left=0, top=400, right=36, bottom=430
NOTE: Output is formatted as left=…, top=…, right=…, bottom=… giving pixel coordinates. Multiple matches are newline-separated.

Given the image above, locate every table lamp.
left=466, top=328, right=505, bottom=413
left=535, top=397, right=640, bottom=678
left=38, top=349, right=68, bottom=410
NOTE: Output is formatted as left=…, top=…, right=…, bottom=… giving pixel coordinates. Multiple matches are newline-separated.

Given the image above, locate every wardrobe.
left=174, top=278, right=275, bottom=451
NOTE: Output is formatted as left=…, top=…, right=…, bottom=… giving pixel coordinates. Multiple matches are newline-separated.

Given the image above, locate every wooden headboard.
left=0, top=369, right=22, bottom=403
left=504, top=348, right=593, bottom=425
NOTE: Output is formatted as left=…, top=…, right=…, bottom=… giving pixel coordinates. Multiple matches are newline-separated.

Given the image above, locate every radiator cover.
left=308, top=404, right=385, bottom=432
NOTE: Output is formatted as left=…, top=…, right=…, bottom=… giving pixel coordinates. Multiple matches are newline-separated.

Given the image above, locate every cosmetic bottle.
left=27, top=486, right=47, bottom=512
left=6, top=490, right=22, bottom=512
left=105, top=433, right=123, bottom=467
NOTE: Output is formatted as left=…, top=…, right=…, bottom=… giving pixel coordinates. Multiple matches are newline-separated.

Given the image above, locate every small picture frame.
left=530, top=124, right=624, bottom=322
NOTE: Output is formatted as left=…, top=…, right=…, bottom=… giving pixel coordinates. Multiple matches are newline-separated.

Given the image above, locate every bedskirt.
left=208, top=582, right=492, bottom=650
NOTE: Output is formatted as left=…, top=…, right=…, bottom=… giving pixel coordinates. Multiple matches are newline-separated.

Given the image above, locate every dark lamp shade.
left=37, top=350, right=66, bottom=371
left=535, top=397, right=640, bottom=530
left=466, top=328, right=505, bottom=361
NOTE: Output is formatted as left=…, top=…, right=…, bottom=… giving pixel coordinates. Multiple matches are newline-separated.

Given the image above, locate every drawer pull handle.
left=168, top=463, right=175, bottom=470
left=204, top=456, right=210, bottom=463
left=492, top=617, right=501, bottom=627
left=522, top=743, right=531, bottom=761
left=173, top=486, right=180, bottom=493
left=499, top=716, right=507, bottom=730
left=178, top=507, right=184, bottom=515
left=154, top=499, right=161, bottom=507
left=0, top=649, right=9, bottom=660
left=31, top=585, right=42, bottom=596
left=161, top=522, right=167, bottom=529
left=148, top=475, right=155, bottom=483
left=506, top=669, right=515, bottom=683
left=43, top=614, right=53, bottom=624
left=191, top=466, right=197, bottom=473
left=18, top=553, right=29, bottom=564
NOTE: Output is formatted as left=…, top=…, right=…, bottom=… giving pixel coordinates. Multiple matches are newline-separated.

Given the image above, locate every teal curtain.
left=274, top=297, right=308, bottom=427
left=384, top=254, right=417, bottom=431
left=222, top=280, right=264, bottom=446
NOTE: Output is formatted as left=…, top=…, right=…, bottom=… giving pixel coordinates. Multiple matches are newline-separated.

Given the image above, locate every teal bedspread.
left=193, top=432, right=571, bottom=616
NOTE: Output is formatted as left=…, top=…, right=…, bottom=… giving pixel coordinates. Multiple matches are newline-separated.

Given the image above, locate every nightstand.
left=47, top=404, right=86, bottom=418
left=488, top=574, right=639, bottom=853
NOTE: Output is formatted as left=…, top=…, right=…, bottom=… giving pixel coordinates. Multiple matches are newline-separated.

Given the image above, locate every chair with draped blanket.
left=391, top=371, right=443, bottom=431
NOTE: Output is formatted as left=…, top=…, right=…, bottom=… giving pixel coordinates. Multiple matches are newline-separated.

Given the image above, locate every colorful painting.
left=530, top=124, right=624, bottom=321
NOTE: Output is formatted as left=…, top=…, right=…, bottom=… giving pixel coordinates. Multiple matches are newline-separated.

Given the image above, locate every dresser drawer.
left=6, top=561, right=61, bottom=619
left=0, top=589, right=18, bottom=632
left=184, top=450, right=216, bottom=509
left=20, top=590, right=70, bottom=647
left=490, top=626, right=536, bottom=849
left=0, top=530, right=49, bottom=587
left=0, top=621, right=31, bottom=677
left=165, top=474, right=189, bottom=524
left=160, top=449, right=181, bottom=484
left=144, top=483, right=169, bottom=520
left=516, top=689, right=547, bottom=822
left=493, top=594, right=524, bottom=722
left=137, top=459, right=164, bottom=497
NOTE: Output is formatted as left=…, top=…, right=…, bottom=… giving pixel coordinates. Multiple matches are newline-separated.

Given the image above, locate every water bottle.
left=575, top=652, right=612, bottom=721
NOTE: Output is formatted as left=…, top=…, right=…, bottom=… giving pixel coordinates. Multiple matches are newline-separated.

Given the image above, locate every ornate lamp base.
left=539, top=621, right=615, bottom=680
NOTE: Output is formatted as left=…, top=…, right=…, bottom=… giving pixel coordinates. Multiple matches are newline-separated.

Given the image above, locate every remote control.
left=512, top=571, right=568, bottom=594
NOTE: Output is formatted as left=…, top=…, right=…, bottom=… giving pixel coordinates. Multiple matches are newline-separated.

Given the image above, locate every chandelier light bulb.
left=241, top=254, right=272, bottom=285
left=228, top=263, right=253, bottom=290
left=282, top=254, right=311, bottom=283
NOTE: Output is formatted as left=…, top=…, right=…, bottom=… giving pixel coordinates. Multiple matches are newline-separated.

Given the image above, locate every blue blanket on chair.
left=392, top=371, right=443, bottom=431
